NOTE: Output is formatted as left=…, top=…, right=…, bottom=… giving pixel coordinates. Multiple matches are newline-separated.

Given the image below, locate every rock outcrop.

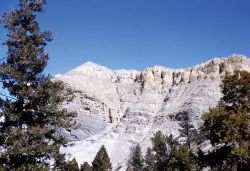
left=59, top=54, right=250, bottom=170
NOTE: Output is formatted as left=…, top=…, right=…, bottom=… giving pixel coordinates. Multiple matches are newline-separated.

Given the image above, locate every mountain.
left=58, top=54, right=250, bottom=170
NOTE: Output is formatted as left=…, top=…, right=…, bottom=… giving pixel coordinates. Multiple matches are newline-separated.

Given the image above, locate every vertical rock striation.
left=59, top=54, right=250, bottom=170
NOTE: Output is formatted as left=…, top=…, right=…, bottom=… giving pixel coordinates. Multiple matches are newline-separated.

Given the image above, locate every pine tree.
left=130, top=143, right=143, bottom=171
left=201, top=71, right=250, bottom=170
left=164, top=134, right=180, bottom=171
left=92, top=145, right=112, bottom=171
left=173, top=144, right=199, bottom=171
left=144, top=148, right=155, bottom=171
left=0, top=0, right=75, bottom=169
left=178, top=110, right=197, bottom=148
left=80, top=162, right=92, bottom=171
left=65, top=158, right=79, bottom=171
left=176, top=111, right=200, bottom=170
left=53, top=151, right=70, bottom=171
left=150, top=131, right=199, bottom=171
left=151, top=131, right=169, bottom=170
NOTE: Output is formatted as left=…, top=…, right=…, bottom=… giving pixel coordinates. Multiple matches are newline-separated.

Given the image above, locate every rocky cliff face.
left=59, top=54, right=250, bottom=170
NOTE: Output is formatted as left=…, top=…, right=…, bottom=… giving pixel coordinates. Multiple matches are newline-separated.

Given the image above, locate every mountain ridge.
left=63, top=54, right=250, bottom=87
left=66, top=54, right=249, bottom=72
left=59, top=54, right=250, bottom=170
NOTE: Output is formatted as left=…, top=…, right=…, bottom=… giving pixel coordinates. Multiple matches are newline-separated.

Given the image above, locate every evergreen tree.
left=173, top=144, right=199, bottom=171
left=176, top=111, right=200, bottom=170
left=53, top=151, right=69, bottom=171
left=151, top=131, right=169, bottom=170
left=178, top=110, right=197, bottom=148
left=92, top=145, right=112, bottom=171
left=65, top=158, right=79, bottom=171
left=201, top=71, right=250, bottom=170
left=130, top=143, right=143, bottom=171
left=150, top=131, right=199, bottom=171
left=164, top=134, right=180, bottom=171
left=144, top=148, right=155, bottom=171
left=0, top=0, right=75, bottom=169
left=80, top=162, right=92, bottom=171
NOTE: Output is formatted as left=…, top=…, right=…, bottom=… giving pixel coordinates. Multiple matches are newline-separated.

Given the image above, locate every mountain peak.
left=78, top=61, right=106, bottom=70
left=62, top=54, right=250, bottom=87
left=82, top=61, right=100, bottom=66
left=65, top=61, right=111, bottom=76
left=60, top=54, right=250, bottom=170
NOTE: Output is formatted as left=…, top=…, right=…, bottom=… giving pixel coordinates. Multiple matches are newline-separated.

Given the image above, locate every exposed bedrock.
left=59, top=54, right=250, bottom=170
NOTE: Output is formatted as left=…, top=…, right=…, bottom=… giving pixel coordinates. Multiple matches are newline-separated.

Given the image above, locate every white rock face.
left=59, top=54, right=250, bottom=170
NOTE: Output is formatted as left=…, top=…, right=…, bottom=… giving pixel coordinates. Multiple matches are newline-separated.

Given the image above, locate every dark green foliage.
left=130, top=143, right=143, bottom=171
left=53, top=154, right=80, bottom=171
left=53, top=150, right=67, bottom=170
left=175, top=111, right=201, bottom=171
left=0, top=0, right=75, bottom=169
left=178, top=110, right=198, bottom=148
left=197, top=145, right=233, bottom=170
left=201, top=71, right=250, bottom=170
left=15, top=164, right=50, bottom=171
left=144, top=148, right=155, bottom=171
left=173, top=144, right=199, bottom=171
left=80, top=162, right=92, bottom=171
left=150, top=131, right=199, bottom=171
left=0, top=166, right=4, bottom=171
left=220, top=71, right=250, bottom=112
left=150, top=131, right=168, bottom=170
left=163, top=134, right=180, bottom=171
left=151, top=131, right=170, bottom=170
left=92, top=145, right=112, bottom=171
left=54, top=156, right=80, bottom=171
left=65, top=158, right=79, bottom=171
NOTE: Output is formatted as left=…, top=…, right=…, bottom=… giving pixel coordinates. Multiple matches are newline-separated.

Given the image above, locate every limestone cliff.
left=59, top=54, right=250, bottom=170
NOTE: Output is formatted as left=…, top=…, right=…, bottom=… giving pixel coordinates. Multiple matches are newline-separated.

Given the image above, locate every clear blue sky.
left=1, top=0, right=250, bottom=75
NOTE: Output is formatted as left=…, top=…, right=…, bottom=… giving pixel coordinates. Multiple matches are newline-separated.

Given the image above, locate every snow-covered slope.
left=58, top=54, right=250, bottom=170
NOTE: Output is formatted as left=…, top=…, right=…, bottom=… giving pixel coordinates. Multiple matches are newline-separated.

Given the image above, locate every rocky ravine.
left=59, top=54, right=250, bottom=170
